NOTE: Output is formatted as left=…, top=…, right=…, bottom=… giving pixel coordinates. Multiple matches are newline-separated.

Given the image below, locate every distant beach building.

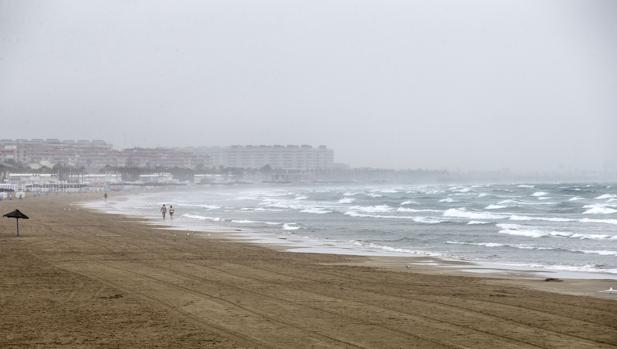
left=138, top=173, right=174, bottom=184
left=123, top=147, right=210, bottom=169
left=0, top=138, right=117, bottom=170
left=77, top=174, right=121, bottom=186
left=200, top=145, right=334, bottom=170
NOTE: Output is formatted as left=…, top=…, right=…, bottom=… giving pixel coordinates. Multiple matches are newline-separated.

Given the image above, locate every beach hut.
left=3, top=209, right=29, bottom=237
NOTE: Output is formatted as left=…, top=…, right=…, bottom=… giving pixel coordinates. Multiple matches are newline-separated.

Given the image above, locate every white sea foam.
left=531, top=191, right=548, bottom=197
left=443, top=208, right=504, bottom=220
left=517, top=184, right=535, bottom=188
left=583, top=205, right=617, bottom=215
left=349, top=205, right=393, bottom=213
left=352, top=241, right=442, bottom=257
left=497, top=224, right=549, bottom=238
left=497, top=223, right=616, bottom=240
left=344, top=211, right=444, bottom=223
left=500, top=262, right=617, bottom=275
left=378, top=189, right=399, bottom=193
left=439, top=197, right=455, bottom=203
left=282, top=223, right=301, bottom=231
left=578, top=250, right=617, bottom=256
left=569, top=196, right=583, bottom=201
left=450, top=187, right=471, bottom=193
left=579, top=218, right=617, bottom=225
left=400, top=200, right=418, bottom=206
left=231, top=219, right=257, bottom=224
left=338, top=198, right=355, bottom=204
left=300, top=207, right=332, bottom=214
left=467, top=220, right=490, bottom=225
left=485, top=204, right=507, bottom=210
left=447, top=241, right=505, bottom=248
left=596, top=194, right=617, bottom=200
left=498, top=199, right=519, bottom=205
left=254, top=207, right=285, bottom=212
left=477, top=193, right=489, bottom=198
left=396, top=207, right=442, bottom=213
left=413, top=216, right=444, bottom=224
left=182, top=214, right=222, bottom=222
left=509, top=215, right=572, bottom=222
left=265, top=221, right=282, bottom=225
left=498, top=199, right=555, bottom=206
left=444, top=241, right=617, bottom=256
left=366, top=193, right=383, bottom=198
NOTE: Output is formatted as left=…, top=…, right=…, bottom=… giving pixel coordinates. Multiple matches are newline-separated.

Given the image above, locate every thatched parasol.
left=3, top=209, right=29, bottom=237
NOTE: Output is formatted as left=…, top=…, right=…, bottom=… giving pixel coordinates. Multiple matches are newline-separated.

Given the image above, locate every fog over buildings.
left=0, top=1, right=615, bottom=173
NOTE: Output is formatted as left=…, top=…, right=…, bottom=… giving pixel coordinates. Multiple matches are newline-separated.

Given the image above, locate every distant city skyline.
left=0, top=138, right=336, bottom=171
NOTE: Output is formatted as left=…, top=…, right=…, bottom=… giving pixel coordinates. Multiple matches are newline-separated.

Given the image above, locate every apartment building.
left=123, top=147, right=211, bottom=169
left=0, top=139, right=117, bottom=169
left=200, top=145, right=334, bottom=170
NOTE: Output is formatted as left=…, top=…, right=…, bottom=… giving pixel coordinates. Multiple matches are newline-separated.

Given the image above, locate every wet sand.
left=1, top=194, right=616, bottom=348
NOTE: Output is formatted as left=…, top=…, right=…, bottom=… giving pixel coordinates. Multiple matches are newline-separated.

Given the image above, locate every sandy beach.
left=1, top=194, right=617, bottom=348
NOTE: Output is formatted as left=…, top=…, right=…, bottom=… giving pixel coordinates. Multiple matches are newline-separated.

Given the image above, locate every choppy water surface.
left=93, top=183, right=617, bottom=278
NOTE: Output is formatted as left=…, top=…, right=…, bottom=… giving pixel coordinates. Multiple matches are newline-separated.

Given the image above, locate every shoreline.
left=2, top=193, right=616, bottom=348
left=85, top=191, right=617, bottom=287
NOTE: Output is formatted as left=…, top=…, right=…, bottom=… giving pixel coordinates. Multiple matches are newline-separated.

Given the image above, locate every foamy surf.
left=282, top=223, right=301, bottom=231
left=90, top=182, right=617, bottom=279
left=583, top=204, right=617, bottom=215
left=443, top=208, right=504, bottom=220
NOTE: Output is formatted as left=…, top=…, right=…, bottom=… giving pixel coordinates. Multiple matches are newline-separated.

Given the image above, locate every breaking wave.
left=282, top=223, right=301, bottom=231
left=443, top=208, right=504, bottom=220
left=397, top=207, right=442, bottom=213
left=344, top=211, right=444, bottom=224
left=583, top=204, right=617, bottom=215
left=351, top=241, right=442, bottom=257
left=497, top=223, right=617, bottom=240
left=531, top=191, right=548, bottom=197
left=182, top=214, right=222, bottom=222
left=485, top=204, right=508, bottom=210
left=300, top=208, right=332, bottom=214
left=467, top=220, right=491, bottom=225
left=337, top=198, right=355, bottom=204
left=349, top=205, right=393, bottom=213
left=447, top=241, right=617, bottom=256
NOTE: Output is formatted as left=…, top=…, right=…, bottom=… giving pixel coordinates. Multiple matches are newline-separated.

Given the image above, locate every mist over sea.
left=90, top=183, right=617, bottom=278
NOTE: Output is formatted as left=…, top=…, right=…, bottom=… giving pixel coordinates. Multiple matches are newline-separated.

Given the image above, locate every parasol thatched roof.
left=3, top=209, right=29, bottom=219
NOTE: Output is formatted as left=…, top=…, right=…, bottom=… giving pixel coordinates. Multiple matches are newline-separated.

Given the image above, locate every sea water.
left=87, top=183, right=617, bottom=278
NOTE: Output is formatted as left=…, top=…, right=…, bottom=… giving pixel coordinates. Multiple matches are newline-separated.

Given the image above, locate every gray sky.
left=1, top=0, right=615, bottom=172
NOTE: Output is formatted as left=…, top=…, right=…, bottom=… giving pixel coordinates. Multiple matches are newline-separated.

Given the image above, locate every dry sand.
left=1, top=194, right=617, bottom=348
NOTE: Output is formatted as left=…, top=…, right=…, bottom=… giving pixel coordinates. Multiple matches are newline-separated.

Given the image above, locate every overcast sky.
left=1, top=0, right=615, bottom=172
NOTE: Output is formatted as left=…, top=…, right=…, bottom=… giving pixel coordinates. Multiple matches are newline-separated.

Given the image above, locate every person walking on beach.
left=160, top=204, right=167, bottom=219
left=169, top=205, right=175, bottom=219
left=104, top=192, right=108, bottom=201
